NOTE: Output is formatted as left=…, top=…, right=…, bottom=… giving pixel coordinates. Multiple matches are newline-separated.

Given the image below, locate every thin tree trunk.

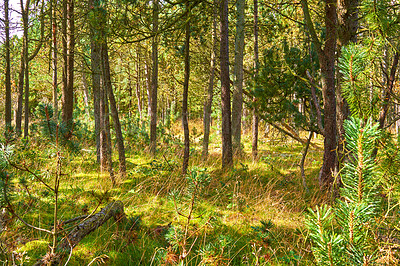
left=5, top=0, right=11, bottom=127
left=102, top=42, right=127, bottom=177
left=52, top=0, right=58, bottom=121
left=149, top=0, right=159, bottom=156
left=232, top=0, right=245, bottom=154
left=252, top=0, right=259, bottom=161
left=182, top=2, right=191, bottom=175
left=82, top=64, right=90, bottom=117
left=23, top=0, right=30, bottom=137
left=220, top=0, right=233, bottom=168
left=104, top=90, right=115, bottom=185
left=136, top=44, right=143, bottom=119
left=202, top=1, right=217, bottom=160
left=15, top=44, right=25, bottom=134
left=89, top=0, right=101, bottom=163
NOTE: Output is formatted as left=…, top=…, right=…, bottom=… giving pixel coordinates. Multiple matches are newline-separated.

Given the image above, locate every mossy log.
left=34, top=201, right=126, bottom=266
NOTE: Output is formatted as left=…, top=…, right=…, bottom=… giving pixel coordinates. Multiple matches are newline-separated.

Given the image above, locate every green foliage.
left=307, top=117, right=382, bottom=265
left=251, top=40, right=321, bottom=133
left=339, top=44, right=378, bottom=120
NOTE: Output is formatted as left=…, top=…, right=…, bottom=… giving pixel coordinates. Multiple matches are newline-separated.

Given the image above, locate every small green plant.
left=307, top=117, right=382, bottom=265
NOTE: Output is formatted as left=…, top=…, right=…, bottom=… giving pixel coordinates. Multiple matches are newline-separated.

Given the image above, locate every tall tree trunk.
left=252, top=0, right=259, bottom=161
left=102, top=42, right=127, bottom=177
left=52, top=0, right=58, bottom=122
left=220, top=0, right=233, bottom=168
left=302, top=0, right=337, bottom=188
left=23, top=0, right=30, bottom=137
left=232, top=0, right=245, bottom=154
left=62, top=0, right=75, bottom=126
left=4, top=0, right=11, bottom=127
left=202, top=1, right=217, bottom=160
left=104, top=89, right=115, bottom=185
left=15, top=43, right=25, bottom=134
left=136, top=44, right=142, bottom=119
left=149, top=0, right=159, bottom=156
left=182, top=2, right=191, bottom=175
left=336, top=0, right=359, bottom=166
left=82, top=63, right=90, bottom=117
left=89, top=0, right=102, bottom=163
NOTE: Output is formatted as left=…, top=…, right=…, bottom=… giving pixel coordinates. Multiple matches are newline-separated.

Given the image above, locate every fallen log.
left=34, top=201, right=126, bottom=266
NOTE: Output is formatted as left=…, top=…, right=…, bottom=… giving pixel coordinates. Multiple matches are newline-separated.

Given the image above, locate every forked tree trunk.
left=302, top=0, right=337, bottom=188
left=102, top=42, right=127, bottom=177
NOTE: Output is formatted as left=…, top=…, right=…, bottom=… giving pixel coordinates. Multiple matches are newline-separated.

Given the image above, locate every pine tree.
left=307, top=117, right=381, bottom=265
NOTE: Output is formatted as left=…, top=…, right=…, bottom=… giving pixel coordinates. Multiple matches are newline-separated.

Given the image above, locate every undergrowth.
left=0, top=120, right=328, bottom=265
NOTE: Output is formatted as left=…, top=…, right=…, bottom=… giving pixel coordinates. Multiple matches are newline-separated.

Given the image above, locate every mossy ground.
left=1, top=121, right=327, bottom=265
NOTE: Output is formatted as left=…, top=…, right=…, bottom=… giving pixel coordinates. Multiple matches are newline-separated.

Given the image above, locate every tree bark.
left=202, top=1, right=217, bottom=160
left=23, top=0, right=30, bottom=137
left=301, top=0, right=337, bottom=188
left=62, top=0, right=75, bottom=126
left=220, top=0, right=233, bottom=168
left=252, top=0, right=259, bottom=161
left=232, top=0, right=245, bottom=154
left=4, top=0, right=11, bottom=127
left=89, top=0, right=101, bottom=163
left=52, top=0, right=58, bottom=122
left=102, top=42, right=127, bottom=177
left=136, top=44, right=143, bottom=119
left=149, top=0, right=159, bottom=156
left=182, top=2, right=191, bottom=175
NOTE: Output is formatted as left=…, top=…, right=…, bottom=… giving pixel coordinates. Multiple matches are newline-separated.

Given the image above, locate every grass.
left=0, top=121, right=326, bottom=265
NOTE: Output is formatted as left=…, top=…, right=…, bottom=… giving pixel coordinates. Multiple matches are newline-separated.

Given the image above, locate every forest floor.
left=1, top=122, right=328, bottom=265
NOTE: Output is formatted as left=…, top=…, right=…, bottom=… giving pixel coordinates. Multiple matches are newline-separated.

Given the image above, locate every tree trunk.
left=5, top=0, right=11, bottom=127
left=232, top=0, right=245, bottom=154
left=62, top=0, right=74, bottom=126
left=89, top=0, right=101, bottom=163
left=33, top=201, right=126, bottom=266
left=23, top=0, right=30, bottom=137
left=81, top=63, right=90, bottom=117
left=102, top=42, right=127, bottom=177
left=182, top=2, right=191, bottom=175
left=149, top=0, right=159, bottom=156
left=15, top=45, right=25, bottom=134
left=52, top=0, right=58, bottom=122
left=301, top=0, right=338, bottom=188
left=252, top=0, right=259, bottom=161
left=104, top=90, right=115, bottom=185
left=220, top=0, right=233, bottom=168
left=136, top=44, right=143, bottom=119
left=202, top=1, right=217, bottom=160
